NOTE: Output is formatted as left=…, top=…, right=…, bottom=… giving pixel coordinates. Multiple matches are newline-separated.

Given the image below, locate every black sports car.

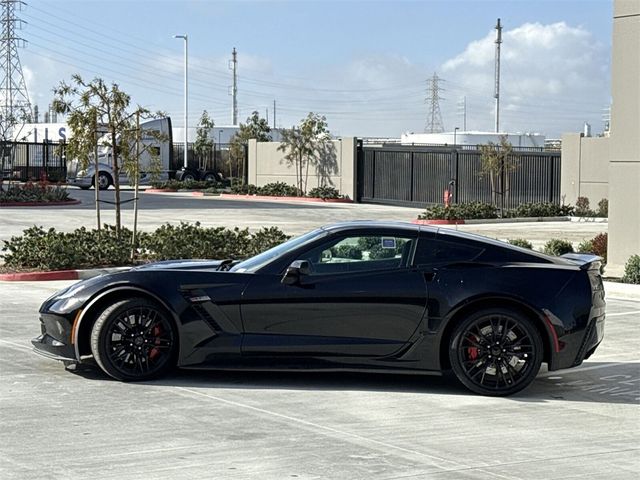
left=33, top=221, right=605, bottom=396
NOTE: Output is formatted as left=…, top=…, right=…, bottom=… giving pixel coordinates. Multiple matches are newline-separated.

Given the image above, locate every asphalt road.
left=1, top=187, right=608, bottom=250
left=1, top=280, right=638, bottom=480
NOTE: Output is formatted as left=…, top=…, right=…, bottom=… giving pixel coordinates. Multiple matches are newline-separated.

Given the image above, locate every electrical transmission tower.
left=1, top=0, right=32, bottom=136
left=425, top=72, right=444, bottom=133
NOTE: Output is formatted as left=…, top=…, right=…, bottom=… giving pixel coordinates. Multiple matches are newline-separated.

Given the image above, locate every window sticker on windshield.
left=381, top=237, right=396, bottom=249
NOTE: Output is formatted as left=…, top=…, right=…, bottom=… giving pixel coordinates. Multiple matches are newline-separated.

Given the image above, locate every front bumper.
left=66, top=176, right=93, bottom=188
left=32, top=312, right=77, bottom=362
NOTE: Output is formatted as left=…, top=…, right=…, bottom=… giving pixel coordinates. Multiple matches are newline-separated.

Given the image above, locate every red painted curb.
left=0, top=199, right=81, bottom=207
left=412, top=219, right=466, bottom=225
left=144, top=189, right=178, bottom=193
left=0, top=270, right=80, bottom=281
left=220, top=193, right=353, bottom=203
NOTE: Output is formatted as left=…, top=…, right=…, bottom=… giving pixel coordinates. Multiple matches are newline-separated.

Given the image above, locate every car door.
left=240, top=231, right=428, bottom=357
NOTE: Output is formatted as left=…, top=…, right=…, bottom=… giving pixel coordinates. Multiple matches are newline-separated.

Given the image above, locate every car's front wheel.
left=449, top=308, right=543, bottom=396
left=90, top=297, right=177, bottom=381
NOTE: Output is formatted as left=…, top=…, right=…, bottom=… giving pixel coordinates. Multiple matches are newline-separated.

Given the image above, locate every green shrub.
left=2, top=223, right=290, bottom=271
left=258, top=182, right=303, bottom=197
left=1, top=225, right=132, bottom=270
left=543, top=238, right=574, bottom=256
left=307, top=186, right=342, bottom=199
left=597, top=198, right=608, bottom=217
left=246, top=227, right=291, bottom=257
left=506, top=202, right=574, bottom=218
left=508, top=238, right=533, bottom=249
left=574, top=196, right=595, bottom=217
left=577, top=239, right=594, bottom=254
left=622, top=255, right=640, bottom=284
left=231, top=183, right=259, bottom=195
left=331, top=244, right=362, bottom=260
left=419, top=202, right=498, bottom=220
left=151, top=179, right=221, bottom=191
left=0, top=182, right=71, bottom=203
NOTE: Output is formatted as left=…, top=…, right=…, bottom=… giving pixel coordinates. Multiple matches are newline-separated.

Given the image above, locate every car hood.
left=131, top=259, right=231, bottom=271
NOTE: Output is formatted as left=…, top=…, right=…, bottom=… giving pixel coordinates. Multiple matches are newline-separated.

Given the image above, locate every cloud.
left=440, top=22, right=610, bottom=136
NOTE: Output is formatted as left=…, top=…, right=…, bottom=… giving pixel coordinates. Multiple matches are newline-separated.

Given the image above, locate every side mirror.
left=281, top=260, right=311, bottom=285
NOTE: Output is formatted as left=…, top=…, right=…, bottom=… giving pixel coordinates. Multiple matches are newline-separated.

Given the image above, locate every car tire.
left=90, top=297, right=177, bottom=381
left=449, top=308, right=543, bottom=396
left=203, top=172, right=218, bottom=182
left=95, top=172, right=112, bottom=190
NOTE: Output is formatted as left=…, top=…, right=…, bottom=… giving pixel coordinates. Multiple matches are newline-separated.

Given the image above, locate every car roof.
left=320, top=220, right=431, bottom=233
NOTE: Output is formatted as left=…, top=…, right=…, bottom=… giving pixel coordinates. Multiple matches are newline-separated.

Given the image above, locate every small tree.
left=278, top=112, right=330, bottom=194
left=53, top=75, right=161, bottom=236
left=479, top=136, right=518, bottom=216
left=229, top=111, right=271, bottom=181
left=194, top=110, right=214, bottom=171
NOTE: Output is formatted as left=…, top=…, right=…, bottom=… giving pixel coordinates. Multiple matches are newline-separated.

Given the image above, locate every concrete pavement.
left=0, top=280, right=638, bottom=479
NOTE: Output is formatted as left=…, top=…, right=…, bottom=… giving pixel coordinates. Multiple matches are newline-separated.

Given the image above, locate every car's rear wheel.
left=90, top=297, right=177, bottom=381
left=449, top=308, right=542, bottom=396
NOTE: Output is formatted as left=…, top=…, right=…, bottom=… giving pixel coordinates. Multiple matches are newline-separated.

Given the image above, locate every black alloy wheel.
left=90, top=298, right=177, bottom=381
left=449, top=308, right=543, bottom=396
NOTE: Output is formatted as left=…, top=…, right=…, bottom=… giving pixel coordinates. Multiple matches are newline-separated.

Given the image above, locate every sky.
left=19, top=0, right=613, bottom=139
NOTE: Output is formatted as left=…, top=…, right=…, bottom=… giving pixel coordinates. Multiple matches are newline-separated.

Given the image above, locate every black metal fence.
left=171, top=143, right=247, bottom=179
left=1, top=141, right=67, bottom=182
left=356, top=143, right=561, bottom=208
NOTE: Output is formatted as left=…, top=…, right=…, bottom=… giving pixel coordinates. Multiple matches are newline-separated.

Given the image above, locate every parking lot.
left=1, top=278, right=638, bottom=479
left=0, top=188, right=609, bottom=250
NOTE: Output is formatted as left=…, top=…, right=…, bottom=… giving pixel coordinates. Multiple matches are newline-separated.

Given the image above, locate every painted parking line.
left=539, top=361, right=637, bottom=378
left=0, top=339, right=32, bottom=352
left=605, top=310, right=640, bottom=317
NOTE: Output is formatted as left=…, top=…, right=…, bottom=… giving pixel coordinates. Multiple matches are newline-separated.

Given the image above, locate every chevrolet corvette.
left=33, top=221, right=605, bottom=396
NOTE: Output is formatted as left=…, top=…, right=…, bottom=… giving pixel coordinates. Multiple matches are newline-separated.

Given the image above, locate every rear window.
left=413, top=239, right=483, bottom=266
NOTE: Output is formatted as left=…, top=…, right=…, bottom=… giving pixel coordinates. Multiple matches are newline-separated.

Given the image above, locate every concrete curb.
left=413, top=216, right=572, bottom=225
left=220, top=193, right=353, bottom=204
left=0, top=199, right=81, bottom=208
left=145, top=188, right=178, bottom=193
left=0, top=266, right=130, bottom=282
left=570, top=217, right=608, bottom=223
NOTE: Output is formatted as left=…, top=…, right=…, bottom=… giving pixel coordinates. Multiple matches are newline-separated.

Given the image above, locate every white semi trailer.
left=66, top=117, right=176, bottom=190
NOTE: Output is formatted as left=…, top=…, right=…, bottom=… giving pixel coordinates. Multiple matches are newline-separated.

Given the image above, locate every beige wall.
left=561, top=133, right=610, bottom=205
left=607, top=0, right=640, bottom=276
left=248, top=138, right=358, bottom=199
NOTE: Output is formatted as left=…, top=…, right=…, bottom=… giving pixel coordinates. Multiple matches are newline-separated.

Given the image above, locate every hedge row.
left=1, top=223, right=289, bottom=271
left=0, top=182, right=71, bottom=203
left=231, top=182, right=343, bottom=199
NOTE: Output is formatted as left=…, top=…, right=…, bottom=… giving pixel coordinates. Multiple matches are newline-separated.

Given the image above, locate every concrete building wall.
left=560, top=133, right=610, bottom=205
left=607, top=0, right=640, bottom=276
left=248, top=138, right=357, bottom=199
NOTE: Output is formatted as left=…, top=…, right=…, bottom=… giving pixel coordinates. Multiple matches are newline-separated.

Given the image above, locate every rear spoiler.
left=561, top=253, right=603, bottom=271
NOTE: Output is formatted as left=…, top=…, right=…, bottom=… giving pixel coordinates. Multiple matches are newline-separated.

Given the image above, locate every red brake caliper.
left=149, top=325, right=162, bottom=361
left=467, top=334, right=479, bottom=361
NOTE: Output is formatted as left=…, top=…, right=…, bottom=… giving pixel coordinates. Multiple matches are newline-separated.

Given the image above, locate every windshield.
left=231, top=228, right=326, bottom=273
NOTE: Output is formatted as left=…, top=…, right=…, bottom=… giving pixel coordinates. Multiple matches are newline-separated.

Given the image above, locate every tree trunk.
left=94, top=126, right=101, bottom=231
left=111, top=128, right=121, bottom=236
left=132, top=112, right=140, bottom=261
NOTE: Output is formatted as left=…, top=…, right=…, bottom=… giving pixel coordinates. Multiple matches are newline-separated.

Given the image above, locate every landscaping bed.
left=0, top=182, right=78, bottom=207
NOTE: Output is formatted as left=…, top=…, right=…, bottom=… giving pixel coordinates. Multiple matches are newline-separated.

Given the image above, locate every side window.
left=302, top=235, right=414, bottom=274
left=413, top=239, right=482, bottom=266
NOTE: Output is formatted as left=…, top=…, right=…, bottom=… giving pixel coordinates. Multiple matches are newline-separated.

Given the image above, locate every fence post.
left=409, top=151, right=414, bottom=202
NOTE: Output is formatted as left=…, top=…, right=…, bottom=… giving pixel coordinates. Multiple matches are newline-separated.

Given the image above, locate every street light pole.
left=174, top=34, right=188, bottom=170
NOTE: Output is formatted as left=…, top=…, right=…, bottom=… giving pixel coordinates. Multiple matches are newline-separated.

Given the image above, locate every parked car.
left=33, top=221, right=605, bottom=396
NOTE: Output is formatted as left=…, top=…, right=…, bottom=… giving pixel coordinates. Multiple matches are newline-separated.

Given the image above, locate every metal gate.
left=356, top=142, right=561, bottom=208
left=1, top=141, right=67, bottom=182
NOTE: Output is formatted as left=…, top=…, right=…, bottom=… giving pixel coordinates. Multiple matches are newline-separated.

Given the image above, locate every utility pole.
left=494, top=18, right=502, bottom=133
left=1, top=0, right=32, bottom=135
left=231, top=47, right=238, bottom=125
left=457, top=96, right=467, bottom=131
left=273, top=99, right=276, bottom=128
left=425, top=72, right=445, bottom=133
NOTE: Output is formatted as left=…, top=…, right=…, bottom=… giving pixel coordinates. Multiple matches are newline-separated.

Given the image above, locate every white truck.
left=66, top=117, right=174, bottom=190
